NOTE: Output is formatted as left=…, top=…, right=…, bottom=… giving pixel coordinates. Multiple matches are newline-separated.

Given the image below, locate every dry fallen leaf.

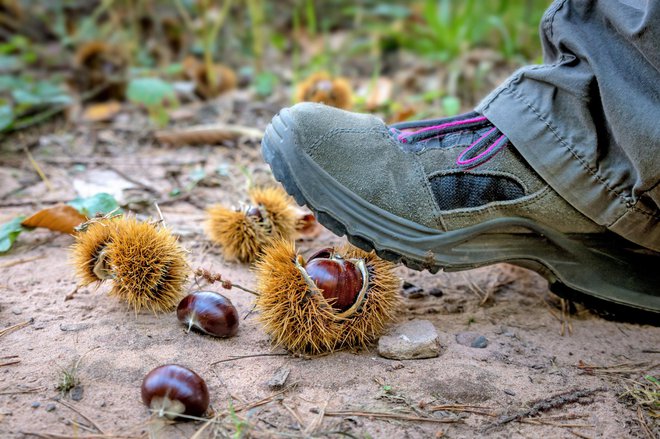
left=82, top=101, right=122, bottom=122
left=296, top=211, right=323, bottom=240
left=365, top=77, right=393, bottom=110
left=155, top=124, right=263, bottom=146
left=21, top=204, right=87, bottom=234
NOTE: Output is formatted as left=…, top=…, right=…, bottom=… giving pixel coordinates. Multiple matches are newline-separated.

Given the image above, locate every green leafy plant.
left=68, top=193, right=122, bottom=218
left=0, top=217, right=27, bottom=254
left=127, top=77, right=178, bottom=127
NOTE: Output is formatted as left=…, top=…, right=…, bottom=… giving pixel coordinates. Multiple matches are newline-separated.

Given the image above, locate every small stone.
left=59, top=322, right=92, bottom=332
left=504, top=389, right=516, bottom=396
left=45, top=403, right=56, bottom=412
left=456, top=332, right=489, bottom=349
left=267, top=366, right=290, bottom=389
left=70, top=385, right=84, bottom=401
left=401, top=281, right=425, bottom=299
left=471, top=335, right=489, bottom=349
left=30, top=401, right=40, bottom=408
left=378, top=319, right=440, bottom=360
left=11, top=309, right=22, bottom=315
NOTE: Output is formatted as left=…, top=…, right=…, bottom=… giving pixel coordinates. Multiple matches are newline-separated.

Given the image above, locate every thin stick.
left=637, top=406, right=654, bottom=439
left=304, top=399, right=328, bottom=435
left=0, top=319, right=33, bottom=338
left=194, top=268, right=260, bottom=296
left=568, top=430, right=593, bottom=439
left=21, top=433, right=134, bottom=439
left=0, top=359, right=20, bottom=367
left=64, top=285, right=80, bottom=301
left=56, top=400, right=106, bottom=435
left=429, top=404, right=496, bottom=417
left=211, top=353, right=288, bottom=365
left=324, top=410, right=460, bottom=424
left=491, top=387, right=605, bottom=427
left=281, top=402, right=306, bottom=430
left=23, top=146, right=53, bottom=192
left=106, top=165, right=159, bottom=195
left=0, top=254, right=43, bottom=268
left=0, top=386, right=45, bottom=395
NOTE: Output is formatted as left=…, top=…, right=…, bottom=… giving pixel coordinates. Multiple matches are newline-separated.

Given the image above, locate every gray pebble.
left=30, top=401, right=40, bottom=409
left=456, top=332, right=489, bottom=349
left=471, top=335, right=489, bottom=349
left=70, top=385, right=84, bottom=401
left=59, top=322, right=92, bottom=332
left=378, top=319, right=440, bottom=360
left=45, top=403, right=56, bottom=412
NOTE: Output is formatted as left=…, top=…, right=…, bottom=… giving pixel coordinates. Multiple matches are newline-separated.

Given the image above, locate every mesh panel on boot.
left=430, top=173, right=525, bottom=211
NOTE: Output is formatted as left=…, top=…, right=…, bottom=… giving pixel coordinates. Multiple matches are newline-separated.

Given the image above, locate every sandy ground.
left=1, top=96, right=658, bottom=439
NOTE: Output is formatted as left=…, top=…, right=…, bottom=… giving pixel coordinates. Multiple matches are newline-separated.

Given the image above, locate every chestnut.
left=177, top=291, right=239, bottom=337
left=141, top=364, right=209, bottom=419
left=304, top=248, right=365, bottom=312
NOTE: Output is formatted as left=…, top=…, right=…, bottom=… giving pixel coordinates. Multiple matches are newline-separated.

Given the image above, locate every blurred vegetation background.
left=0, top=0, right=551, bottom=134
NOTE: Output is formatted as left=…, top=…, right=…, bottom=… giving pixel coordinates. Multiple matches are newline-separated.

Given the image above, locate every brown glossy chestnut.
left=141, top=364, right=209, bottom=419
left=177, top=291, right=239, bottom=337
left=305, top=250, right=364, bottom=312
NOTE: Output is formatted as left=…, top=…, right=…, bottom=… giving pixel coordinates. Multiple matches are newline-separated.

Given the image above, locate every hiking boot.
left=261, top=103, right=660, bottom=320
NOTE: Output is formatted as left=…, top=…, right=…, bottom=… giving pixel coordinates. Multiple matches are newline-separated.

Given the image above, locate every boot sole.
left=262, top=109, right=660, bottom=322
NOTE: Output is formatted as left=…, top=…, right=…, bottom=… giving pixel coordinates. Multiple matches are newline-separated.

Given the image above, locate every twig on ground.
left=105, top=164, right=160, bottom=195
left=568, top=430, right=594, bottom=439
left=304, top=399, right=329, bottom=435
left=429, top=404, right=497, bottom=417
left=211, top=352, right=288, bottom=365
left=637, top=406, right=655, bottom=439
left=64, top=285, right=80, bottom=301
left=577, top=361, right=659, bottom=375
left=155, top=124, right=263, bottom=146
left=194, top=268, right=260, bottom=296
left=0, top=359, right=20, bottom=367
left=0, top=319, right=34, bottom=338
left=56, top=400, right=106, bottom=435
left=23, top=145, right=53, bottom=192
left=0, top=254, right=43, bottom=268
left=490, top=387, right=605, bottom=428
left=324, top=410, right=461, bottom=424
left=281, top=401, right=306, bottom=430
left=0, top=386, right=45, bottom=395
left=22, top=433, right=137, bottom=439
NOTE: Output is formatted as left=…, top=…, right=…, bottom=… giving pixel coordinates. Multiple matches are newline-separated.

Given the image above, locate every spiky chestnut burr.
left=254, top=240, right=400, bottom=354
left=70, top=216, right=189, bottom=313
left=295, top=72, right=353, bottom=110
left=70, top=217, right=119, bottom=286
left=205, top=186, right=298, bottom=263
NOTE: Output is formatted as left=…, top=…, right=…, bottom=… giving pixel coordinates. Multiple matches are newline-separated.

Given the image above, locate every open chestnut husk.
left=70, top=216, right=189, bottom=313
left=205, top=186, right=298, bottom=263
left=141, top=364, right=209, bottom=420
left=177, top=291, right=239, bottom=338
left=254, top=241, right=400, bottom=354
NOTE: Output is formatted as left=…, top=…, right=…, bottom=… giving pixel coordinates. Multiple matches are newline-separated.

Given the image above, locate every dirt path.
left=1, top=96, right=658, bottom=438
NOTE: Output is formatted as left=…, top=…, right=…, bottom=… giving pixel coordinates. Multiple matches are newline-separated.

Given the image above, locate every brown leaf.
left=82, top=101, right=122, bottom=122
left=155, top=124, right=263, bottom=146
left=21, top=204, right=87, bottom=234
left=365, top=77, right=393, bottom=110
left=296, top=211, right=323, bottom=240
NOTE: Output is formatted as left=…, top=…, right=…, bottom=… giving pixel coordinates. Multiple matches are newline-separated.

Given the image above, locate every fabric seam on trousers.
left=505, top=87, right=659, bottom=222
